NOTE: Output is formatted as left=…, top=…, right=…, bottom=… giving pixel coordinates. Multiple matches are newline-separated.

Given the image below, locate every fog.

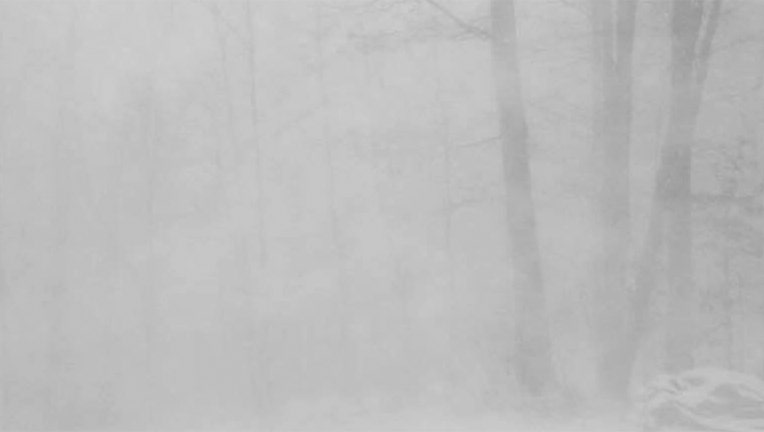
left=0, top=1, right=763, bottom=430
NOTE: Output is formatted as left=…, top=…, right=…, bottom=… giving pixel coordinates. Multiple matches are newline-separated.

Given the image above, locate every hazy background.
left=0, top=0, right=763, bottom=430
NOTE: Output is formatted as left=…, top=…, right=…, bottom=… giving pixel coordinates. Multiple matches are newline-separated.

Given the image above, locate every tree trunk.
left=139, top=76, right=160, bottom=426
left=662, top=0, right=708, bottom=373
left=589, top=0, right=637, bottom=401
left=626, top=0, right=721, bottom=377
left=0, top=183, right=6, bottom=430
left=315, top=3, right=361, bottom=401
left=490, top=0, right=555, bottom=396
left=244, top=1, right=267, bottom=266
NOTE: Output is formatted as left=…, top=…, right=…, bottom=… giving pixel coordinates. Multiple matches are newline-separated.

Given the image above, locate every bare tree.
left=137, top=74, right=160, bottom=426
left=314, top=2, right=361, bottom=400
left=244, top=1, right=268, bottom=266
left=422, top=0, right=557, bottom=396
left=490, top=0, right=556, bottom=395
left=0, top=6, right=7, bottom=420
left=627, top=0, right=722, bottom=377
left=0, top=130, right=6, bottom=432
left=589, top=0, right=637, bottom=401
left=661, top=0, right=721, bottom=373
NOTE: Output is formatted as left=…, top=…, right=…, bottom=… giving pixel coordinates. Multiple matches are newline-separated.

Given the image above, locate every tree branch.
left=695, top=0, right=722, bottom=89
left=454, top=135, right=500, bottom=149
left=196, top=0, right=256, bottom=55
left=421, top=0, right=493, bottom=40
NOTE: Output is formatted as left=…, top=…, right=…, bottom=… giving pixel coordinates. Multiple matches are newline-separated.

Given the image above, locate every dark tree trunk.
left=627, top=0, right=722, bottom=377
left=589, top=0, right=637, bottom=401
left=490, top=0, right=556, bottom=396
left=662, top=0, right=721, bottom=373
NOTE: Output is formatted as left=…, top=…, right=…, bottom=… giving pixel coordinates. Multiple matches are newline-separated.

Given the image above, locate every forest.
left=0, top=0, right=763, bottom=430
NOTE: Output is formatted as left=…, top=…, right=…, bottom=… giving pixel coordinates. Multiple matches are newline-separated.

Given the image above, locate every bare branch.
left=421, top=0, right=493, bottom=40
left=443, top=193, right=503, bottom=215
left=695, top=0, right=722, bottom=88
left=196, top=0, right=256, bottom=55
left=453, top=135, right=500, bottom=150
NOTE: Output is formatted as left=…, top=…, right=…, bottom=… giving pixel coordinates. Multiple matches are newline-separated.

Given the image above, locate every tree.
left=313, top=2, right=360, bottom=400
left=244, top=1, right=268, bottom=267
left=200, top=1, right=271, bottom=415
left=626, top=0, right=722, bottom=378
left=696, top=136, right=764, bottom=368
left=0, top=133, right=6, bottom=432
left=589, top=0, right=637, bottom=401
left=661, top=0, right=721, bottom=373
left=0, top=6, right=7, bottom=424
left=422, top=0, right=557, bottom=397
left=490, top=0, right=556, bottom=395
left=137, top=74, right=160, bottom=426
